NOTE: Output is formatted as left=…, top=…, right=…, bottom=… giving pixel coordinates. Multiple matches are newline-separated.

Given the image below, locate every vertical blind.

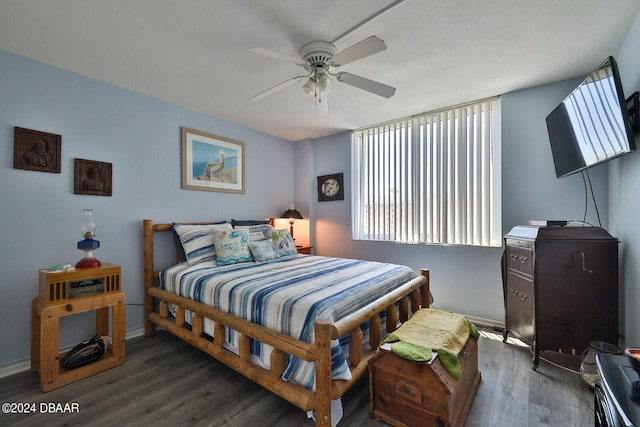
left=352, top=97, right=501, bottom=247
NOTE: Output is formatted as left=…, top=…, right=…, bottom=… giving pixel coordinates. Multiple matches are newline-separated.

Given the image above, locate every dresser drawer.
left=504, top=273, right=534, bottom=345
left=506, top=240, right=533, bottom=276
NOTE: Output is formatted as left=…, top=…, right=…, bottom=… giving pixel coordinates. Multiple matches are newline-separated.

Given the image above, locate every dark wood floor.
left=1, top=327, right=594, bottom=426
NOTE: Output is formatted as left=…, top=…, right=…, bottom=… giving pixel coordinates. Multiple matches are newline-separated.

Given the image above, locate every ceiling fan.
left=248, top=0, right=406, bottom=117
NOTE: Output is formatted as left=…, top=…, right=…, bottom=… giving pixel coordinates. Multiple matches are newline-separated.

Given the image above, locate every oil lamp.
left=76, top=209, right=101, bottom=268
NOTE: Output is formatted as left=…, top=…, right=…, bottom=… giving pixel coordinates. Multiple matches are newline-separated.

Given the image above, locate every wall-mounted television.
left=546, top=56, right=637, bottom=178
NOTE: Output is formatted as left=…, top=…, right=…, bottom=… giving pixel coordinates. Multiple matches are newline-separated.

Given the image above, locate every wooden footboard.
left=142, top=219, right=430, bottom=427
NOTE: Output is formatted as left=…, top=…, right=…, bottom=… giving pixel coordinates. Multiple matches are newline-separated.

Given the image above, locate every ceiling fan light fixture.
left=318, top=72, right=333, bottom=94
left=302, top=77, right=316, bottom=96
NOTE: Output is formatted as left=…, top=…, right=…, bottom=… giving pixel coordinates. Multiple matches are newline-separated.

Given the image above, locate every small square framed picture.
left=13, top=127, right=61, bottom=173
left=74, top=159, right=112, bottom=196
left=317, top=173, right=344, bottom=202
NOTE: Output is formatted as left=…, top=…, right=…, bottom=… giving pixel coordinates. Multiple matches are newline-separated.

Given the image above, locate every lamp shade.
left=281, top=207, right=303, bottom=220
left=318, top=72, right=333, bottom=94
left=302, top=77, right=316, bottom=96
left=281, top=205, right=303, bottom=240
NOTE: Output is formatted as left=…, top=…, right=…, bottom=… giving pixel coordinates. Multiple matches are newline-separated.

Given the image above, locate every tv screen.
left=546, top=56, right=636, bottom=178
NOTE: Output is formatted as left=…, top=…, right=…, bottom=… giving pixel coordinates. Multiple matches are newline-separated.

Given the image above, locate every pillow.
left=172, top=223, right=194, bottom=262
left=248, top=239, right=277, bottom=263
left=234, top=224, right=274, bottom=242
left=265, top=229, right=298, bottom=258
left=212, top=229, right=253, bottom=266
left=173, top=222, right=233, bottom=265
left=231, top=219, right=271, bottom=227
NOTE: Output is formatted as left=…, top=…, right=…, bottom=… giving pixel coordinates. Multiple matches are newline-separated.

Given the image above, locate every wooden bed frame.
left=142, top=219, right=430, bottom=426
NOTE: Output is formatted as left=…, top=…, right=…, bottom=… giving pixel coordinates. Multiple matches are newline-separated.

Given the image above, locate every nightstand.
left=31, top=264, right=126, bottom=391
left=297, top=245, right=313, bottom=254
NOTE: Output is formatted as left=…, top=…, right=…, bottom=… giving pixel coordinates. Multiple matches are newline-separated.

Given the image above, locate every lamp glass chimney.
left=81, top=209, right=96, bottom=239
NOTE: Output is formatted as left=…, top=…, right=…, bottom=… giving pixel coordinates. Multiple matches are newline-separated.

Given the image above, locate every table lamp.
left=280, top=204, right=303, bottom=240
left=76, top=209, right=101, bottom=268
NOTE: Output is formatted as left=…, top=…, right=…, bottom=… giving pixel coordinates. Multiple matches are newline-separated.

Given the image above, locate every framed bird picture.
left=181, top=127, right=245, bottom=193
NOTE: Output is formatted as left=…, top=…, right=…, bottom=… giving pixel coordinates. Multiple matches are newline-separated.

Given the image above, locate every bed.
left=142, top=219, right=430, bottom=426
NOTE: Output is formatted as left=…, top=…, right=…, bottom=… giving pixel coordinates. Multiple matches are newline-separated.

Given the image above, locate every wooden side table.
left=297, top=245, right=313, bottom=254
left=31, top=265, right=126, bottom=391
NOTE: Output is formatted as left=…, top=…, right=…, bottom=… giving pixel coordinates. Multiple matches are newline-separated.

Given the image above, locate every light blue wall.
left=502, top=79, right=609, bottom=229
left=4, top=8, right=639, bottom=368
left=0, top=50, right=294, bottom=367
left=610, top=10, right=640, bottom=347
left=304, top=72, right=611, bottom=325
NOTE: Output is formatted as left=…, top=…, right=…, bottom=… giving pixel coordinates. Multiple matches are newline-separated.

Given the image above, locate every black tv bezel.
left=546, top=56, right=637, bottom=178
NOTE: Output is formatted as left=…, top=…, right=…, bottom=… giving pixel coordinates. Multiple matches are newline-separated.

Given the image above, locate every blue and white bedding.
left=159, top=254, right=417, bottom=390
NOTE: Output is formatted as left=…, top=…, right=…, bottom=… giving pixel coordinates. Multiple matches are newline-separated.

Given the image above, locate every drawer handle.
left=576, top=251, right=594, bottom=274
left=511, top=289, right=527, bottom=300
left=510, top=253, right=518, bottom=261
left=519, top=255, right=527, bottom=263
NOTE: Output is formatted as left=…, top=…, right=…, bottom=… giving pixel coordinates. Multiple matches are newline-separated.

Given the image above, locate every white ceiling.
left=1, top=0, right=639, bottom=141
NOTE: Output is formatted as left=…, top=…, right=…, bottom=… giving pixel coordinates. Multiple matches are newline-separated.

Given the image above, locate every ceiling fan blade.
left=331, top=36, right=387, bottom=66
left=250, top=76, right=305, bottom=102
left=331, top=0, right=408, bottom=44
left=316, top=93, right=329, bottom=117
left=336, top=72, right=396, bottom=98
left=248, top=47, right=307, bottom=66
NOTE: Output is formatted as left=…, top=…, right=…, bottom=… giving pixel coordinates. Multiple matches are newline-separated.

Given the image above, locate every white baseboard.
left=465, top=314, right=504, bottom=330
left=0, top=327, right=146, bottom=379
left=0, top=360, right=31, bottom=379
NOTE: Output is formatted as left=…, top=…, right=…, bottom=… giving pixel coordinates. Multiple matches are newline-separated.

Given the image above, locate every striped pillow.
left=173, top=223, right=233, bottom=265
left=233, top=224, right=274, bottom=242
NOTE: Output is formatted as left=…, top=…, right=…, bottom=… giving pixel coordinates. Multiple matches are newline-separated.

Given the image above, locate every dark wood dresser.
left=502, top=225, right=619, bottom=369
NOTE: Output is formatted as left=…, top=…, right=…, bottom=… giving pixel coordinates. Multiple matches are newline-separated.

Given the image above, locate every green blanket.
left=382, top=308, right=479, bottom=379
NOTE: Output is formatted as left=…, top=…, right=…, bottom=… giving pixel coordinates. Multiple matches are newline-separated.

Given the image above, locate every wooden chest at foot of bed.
left=368, top=336, right=480, bottom=427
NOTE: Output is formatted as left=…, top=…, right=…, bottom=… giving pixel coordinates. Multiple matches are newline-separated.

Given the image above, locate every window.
left=352, top=98, right=501, bottom=247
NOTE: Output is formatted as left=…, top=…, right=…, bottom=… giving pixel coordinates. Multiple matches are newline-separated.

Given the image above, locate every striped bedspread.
left=159, top=254, right=417, bottom=390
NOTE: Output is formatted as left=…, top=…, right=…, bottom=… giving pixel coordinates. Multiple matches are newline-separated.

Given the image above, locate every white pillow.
left=173, top=223, right=233, bottom=265
left=212, top=230, right=253, bottom=266
left=248, top=239, right=277, bottom=262
left=264, top=229, right=298, bottom=258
